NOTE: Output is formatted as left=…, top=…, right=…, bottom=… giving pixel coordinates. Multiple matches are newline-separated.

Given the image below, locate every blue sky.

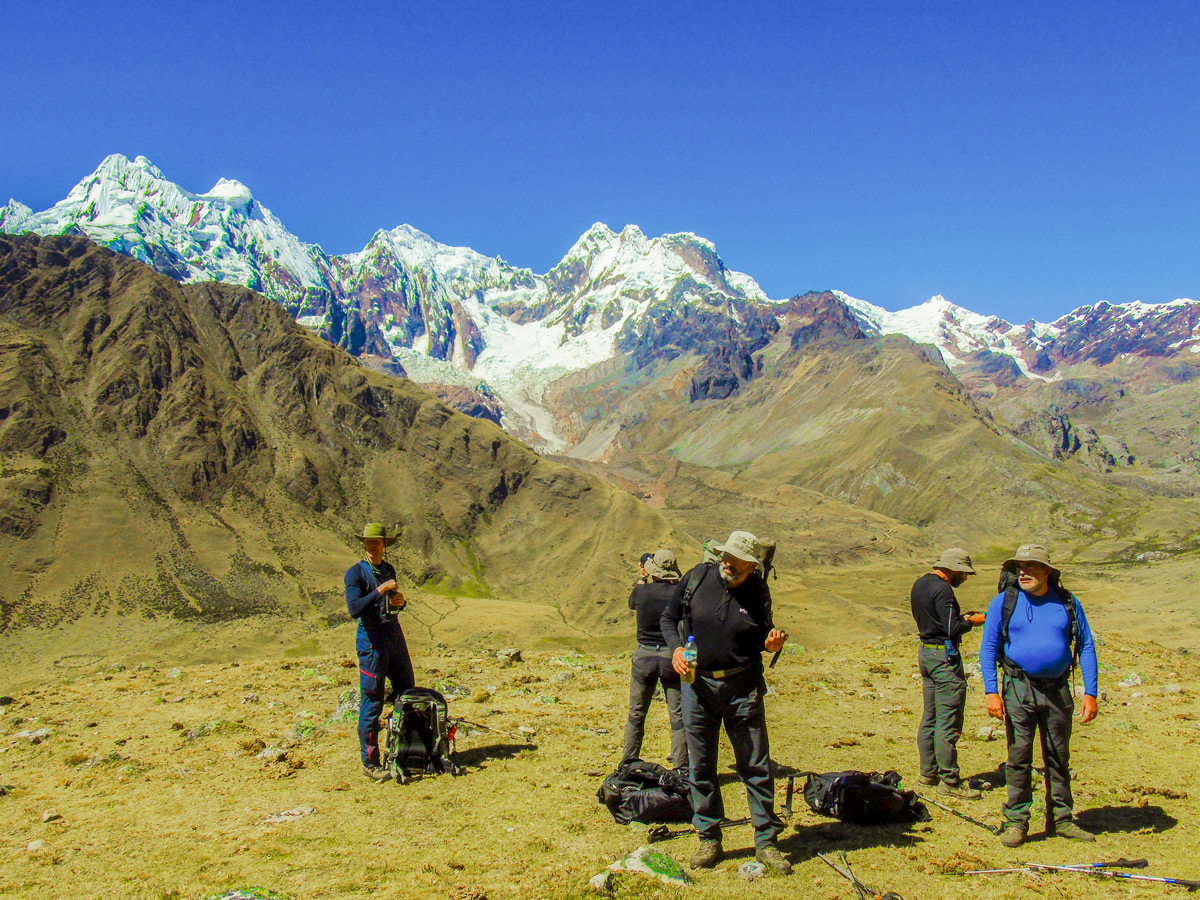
left=3, top=0, right=1197, bottom=322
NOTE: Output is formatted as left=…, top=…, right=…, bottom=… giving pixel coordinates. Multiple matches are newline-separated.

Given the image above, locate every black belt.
left=1003, top=661, right=1068, bottom=688
left=638, top=643, right=668, bottom=650
left=697, top=664, right=750, bottom=679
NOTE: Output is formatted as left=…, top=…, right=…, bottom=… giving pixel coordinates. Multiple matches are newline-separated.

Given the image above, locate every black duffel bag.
left=597, top=759, right=693, bottom=825
left=802, top=769, right=929, bottom=825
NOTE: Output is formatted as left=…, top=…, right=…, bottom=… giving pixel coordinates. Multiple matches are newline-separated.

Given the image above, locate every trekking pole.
left=916, top=793, right=1003, bottom=835
left=646, top=816, right=752, bottom=844
left=451, top=717, right=531, bottom=743
left=818, top=853, right=904, bottom=900
left=964, top=859, right=1149, bottom=876
left=1026, top=863, right=1200, bottom=890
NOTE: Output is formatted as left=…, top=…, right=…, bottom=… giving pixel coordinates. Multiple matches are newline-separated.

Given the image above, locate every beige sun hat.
left=715, top=531, right=763, bottom=565
left=355, top=522, right=398, bottom=547
left=643, top=549, right=682, bottom=583
left=934, top=548, right=976, bottom=575
left=1001, top=543, right=1061, bottom=580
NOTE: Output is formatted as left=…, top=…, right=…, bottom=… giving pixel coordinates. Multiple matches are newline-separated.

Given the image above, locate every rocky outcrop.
left=1013, top=404, right=1135, bottom=472
left=783, top=291, right=868, bottom=350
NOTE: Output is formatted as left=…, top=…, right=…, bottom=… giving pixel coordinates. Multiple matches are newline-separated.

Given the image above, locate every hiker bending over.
left=661, top=531, right=791, bottom=876
left=622, top=549, right=688, bottom=771
left=980, top=544, right=1099, bottom=848
left=346, top=522, right=414, bottom=782
left=910, top=548, right=986, bottom=799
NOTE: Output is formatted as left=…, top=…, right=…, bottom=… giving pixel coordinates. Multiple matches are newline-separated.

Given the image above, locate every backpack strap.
left=999, top=582, right=1081, bottom=671
left=677, top=564, right=712, bottom=645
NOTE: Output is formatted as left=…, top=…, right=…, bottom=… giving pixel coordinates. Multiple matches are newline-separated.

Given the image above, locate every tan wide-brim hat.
left=355, top=522, right=398, bottom=547
left=934, top=547, right=976, bottom=575
left=1002, top=543, right=1060, bottom=581
left=644, top=549, right=682, bottom=583
left=715, top=531, right=763, bottom=565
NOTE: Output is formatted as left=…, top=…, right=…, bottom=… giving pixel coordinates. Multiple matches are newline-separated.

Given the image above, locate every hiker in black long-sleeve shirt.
left=660, top=531, right=791, bottom=875
left=622, top=549, right=687, bottom=770
left=910, top=547, right=985, bottom=799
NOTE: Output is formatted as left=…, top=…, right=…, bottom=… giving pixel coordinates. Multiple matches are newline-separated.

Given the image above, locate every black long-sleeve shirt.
left=910, top=572, right=974, bottom=644
left=660, top=563, right=774, bottom=672
left=628, top=581, right=677, bottom=647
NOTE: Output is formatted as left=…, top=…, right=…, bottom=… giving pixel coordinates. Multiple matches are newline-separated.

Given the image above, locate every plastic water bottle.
left=683, top=636, right=698, bottom=684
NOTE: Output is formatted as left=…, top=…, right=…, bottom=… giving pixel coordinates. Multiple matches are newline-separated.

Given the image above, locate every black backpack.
left=597, top=759, right=693, bottom=825
left=383, top=688, right=460, bottom=784
left=802, top=770, right=929, bottom=825
left=996, top=568, right=1081, bottom=669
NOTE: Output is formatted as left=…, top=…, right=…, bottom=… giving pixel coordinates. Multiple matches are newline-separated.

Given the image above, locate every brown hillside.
left=0, top=234, right=678, bottom=647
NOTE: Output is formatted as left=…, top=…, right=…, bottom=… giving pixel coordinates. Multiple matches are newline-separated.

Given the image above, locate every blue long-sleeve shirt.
left=980, top=588, right=1098, bottom=697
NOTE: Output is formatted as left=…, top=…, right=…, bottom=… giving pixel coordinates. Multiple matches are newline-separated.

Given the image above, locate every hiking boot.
left=917, top=774, right=939, bottom=786
left=937, top=781, right=981, bottom=800
left=362, top=763, right=392, bottom=782
left=689, top=839, right=723, bottom=868
left=1054, top=821, right=1096, bottom=842
left=755, top=843, right=793, bottom=876
left=999, top=825, right=1027, bottom=848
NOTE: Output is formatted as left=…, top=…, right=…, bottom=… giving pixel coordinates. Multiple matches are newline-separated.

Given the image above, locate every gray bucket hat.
left=934, top=548, right=976, bottom=575
left=355, top=522, right=398, bottom=547
left=644, top=549, right=682, bottom=583
left=1002, top=543, right=1061, bottom=580
left=715, top=531, right=763, bottom=565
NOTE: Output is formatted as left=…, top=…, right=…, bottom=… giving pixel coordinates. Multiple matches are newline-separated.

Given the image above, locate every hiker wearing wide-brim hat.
left=623, top=548, right=689, bottom=772
left=1000, top=543, right=1061, bottom=583
left=643, top=549, right=682, bottom=583
left=979, top=543, right=1100, bottom=848
left=659, top=530, right=792, bottom=876
left=344, top=522, right=413, bottom=782
left=355, top=522, right=399, bottom=547
left=910, top=547, right=987, bottom=801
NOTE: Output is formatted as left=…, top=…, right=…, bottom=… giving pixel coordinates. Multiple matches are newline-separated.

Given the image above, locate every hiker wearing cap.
left=622, top=549, right=689, bottom=771
left=660, top=531, right=792, bottom=876
left=910, top=548, right=987, bottom=799
left=979, top=544, right=1099, bottom=847
left=345, top=523, right=414, bottom=782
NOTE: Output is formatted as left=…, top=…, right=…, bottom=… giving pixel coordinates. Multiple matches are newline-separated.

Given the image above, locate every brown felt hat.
left=934, top=548, right=976, bottom=575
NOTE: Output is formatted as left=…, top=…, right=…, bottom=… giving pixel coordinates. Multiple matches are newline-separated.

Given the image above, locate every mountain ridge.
left=5, top=154, right=1199, bottom=455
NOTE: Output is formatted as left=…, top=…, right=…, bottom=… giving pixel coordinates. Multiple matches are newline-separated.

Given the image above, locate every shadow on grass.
left=1075, top=804, right=1177, bottom=834
left=453, top=741, right=537, bottom=770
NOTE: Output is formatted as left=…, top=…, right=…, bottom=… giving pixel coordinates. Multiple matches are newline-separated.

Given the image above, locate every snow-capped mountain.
left=836, top=291, right=1200, bottom=380
left=4, top=154, right=1198, bottom=449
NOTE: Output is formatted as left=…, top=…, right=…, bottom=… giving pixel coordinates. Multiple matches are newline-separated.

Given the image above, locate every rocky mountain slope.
left=0, top=233, right=678, bottom=637
left=548, top=292, right=1200, bottom=564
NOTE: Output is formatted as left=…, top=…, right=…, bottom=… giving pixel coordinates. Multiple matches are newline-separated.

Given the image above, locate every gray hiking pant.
left=1002, top=667, right=1075, bottom=829
left=682, top=667, right=783, bottom=848
left=621, top=645, right=688, bottom=770
left=917, top=643, right=968, bottom=785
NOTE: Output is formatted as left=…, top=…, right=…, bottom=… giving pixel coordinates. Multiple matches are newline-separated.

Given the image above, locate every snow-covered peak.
left=0, top=200, right=33, bottom=233
left=207, top=177, right=253, bottom=206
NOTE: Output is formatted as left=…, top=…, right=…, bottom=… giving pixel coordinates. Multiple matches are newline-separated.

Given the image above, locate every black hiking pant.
left=917, top=643, right=967, bottom=785
left=1002, top=666, right=1075, bottom=829
left=682, top=666, right=783, bottom=847
left=622, top=645, right=688, bottom=770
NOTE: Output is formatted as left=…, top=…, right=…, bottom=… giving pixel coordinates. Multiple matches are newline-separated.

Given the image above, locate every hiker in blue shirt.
left=346, top=522, right=414, bottom=782
left=979, top=544, right=1099, bottom=848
